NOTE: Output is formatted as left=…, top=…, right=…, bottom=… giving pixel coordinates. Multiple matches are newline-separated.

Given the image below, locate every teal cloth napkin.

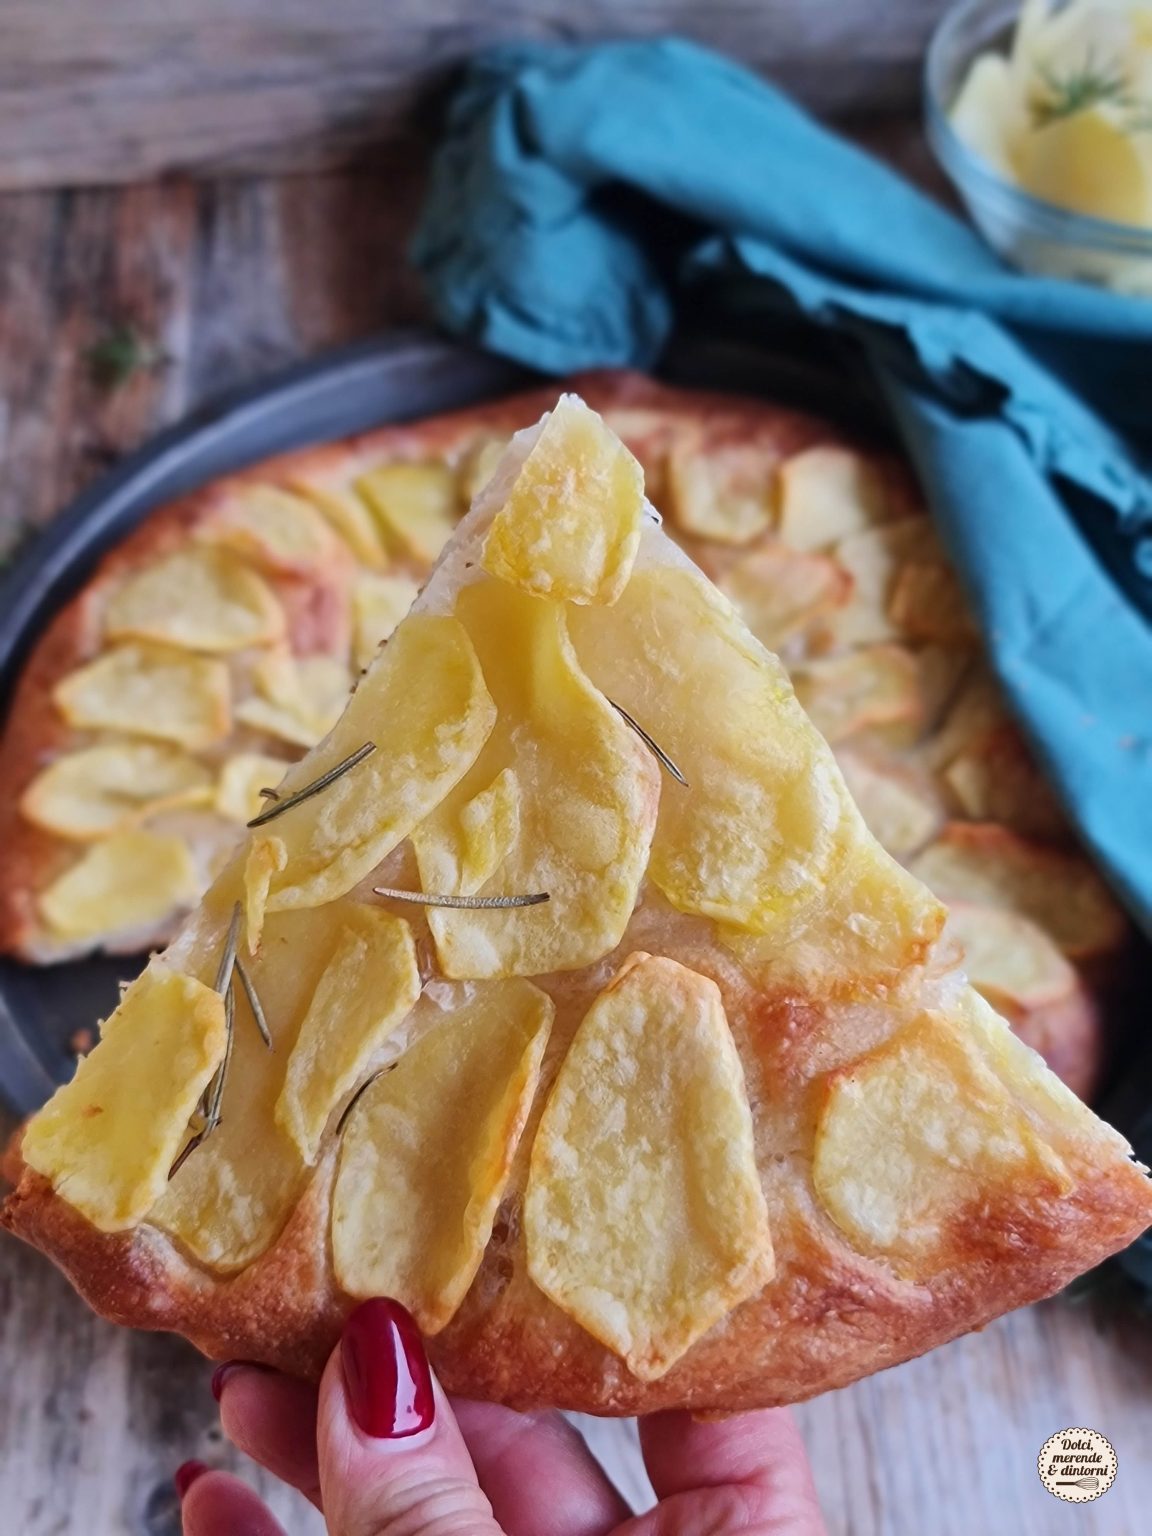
left=412, top=37, right=1152, bottom=937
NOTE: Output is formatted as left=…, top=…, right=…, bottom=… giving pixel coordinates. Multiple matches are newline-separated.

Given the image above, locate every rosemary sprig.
left=373, top=885, right=550, bottom=909
left=169, top=904, right=243, bottom=1178
left=247, top=742, right=376, bottom=827
left=86, top=324, right=169, bottom=391
left=335, top=1065, right=395, bottom=1136
left=1029, top=55, right=1129, bottom=128
left=610, top=700, right=689, bottom=787
left=235, top=955, right=273, bottom=1050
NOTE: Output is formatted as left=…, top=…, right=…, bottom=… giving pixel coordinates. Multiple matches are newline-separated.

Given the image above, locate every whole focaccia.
left=4, top=396, right=1151, bottom=1413
left=0, top=374, right=1128, bottom=1099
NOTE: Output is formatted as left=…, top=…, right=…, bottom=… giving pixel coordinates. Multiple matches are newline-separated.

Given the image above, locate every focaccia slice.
left=5, top=394, right=1150, bottom=1420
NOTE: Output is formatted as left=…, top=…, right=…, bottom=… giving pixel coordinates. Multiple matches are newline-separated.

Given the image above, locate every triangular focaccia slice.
left=5, top=396, right=1152, bottom=1412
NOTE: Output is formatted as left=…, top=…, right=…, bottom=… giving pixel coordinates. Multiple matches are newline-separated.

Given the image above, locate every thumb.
left=318, top=1298, right=505, bottom=1536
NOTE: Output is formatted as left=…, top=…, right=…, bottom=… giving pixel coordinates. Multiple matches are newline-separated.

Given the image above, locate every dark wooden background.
left=2, top=7, right=1150, bottom=1535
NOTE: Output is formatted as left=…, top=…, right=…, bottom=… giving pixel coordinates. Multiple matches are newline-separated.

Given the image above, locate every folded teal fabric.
left=412, top=37, right=1152, bottom=935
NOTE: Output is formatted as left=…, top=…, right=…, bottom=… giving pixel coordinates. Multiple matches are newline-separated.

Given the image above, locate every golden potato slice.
left=482, top=396, right=644, bottom=605
left=718, top=543, right=852, bottom=651
left=236, top=652, right=352, bottom=749
left=248, top=614, right=496, bottom=919
left=39, top=830, right=199, bottom=941
left=526, top=954, right=773, bottom=1381
left=823, top=518, right=938, bottom=647
left=152, top=900, right=362, bottom=1270
left=1017, top=109, right=1151, bottom=225
left=458, top=434, right=511, bottom=505
left=333, top=977, right=553, bottom=1330
left=357, top=460, right=458, bottom=563
left=945, top=902, right=1077, bottom=1014
left=887, top=558, right=977, bottom=645
left=835, top=753, right=942, bottom=858
left=53, top=643, right=232, bottom=750
left=776, top=446, right=904, bottom=551
left=244, top=836, right=287, bottom=952
left=723, top=804, right=945, bottom=997
left=22, top=962, right=226, bottom=1231
left=910, top=823, right=1127, bottom=959
left=666, top=440, right=775, bottom=545
left=793, top=645, right=922, bottom=745
left=21, top=742, right=212, bottom=842
left=284, top=471, right=386, bottom=568
left=352, top=572, right=420, bottom=671
left=922, top=662, right=1010, bottom=772
left=215, top=753, right=292, bottom=824
left=199, top=484, right=346, bottom=577
left=104, top=547, right=285, bottom=653
left=813, top=1007, right=1071, bottom=1267
left=941, top=725, right=1069, bottom=842
left=570, top=566, right=846, bottom=935
left=411, top=581, right=658, bottom=978
left=277, top=907, right=420, bottom=1163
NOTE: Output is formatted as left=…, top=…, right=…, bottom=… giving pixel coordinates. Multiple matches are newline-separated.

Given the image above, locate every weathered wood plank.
left=0, top=0, right=952, bottom=190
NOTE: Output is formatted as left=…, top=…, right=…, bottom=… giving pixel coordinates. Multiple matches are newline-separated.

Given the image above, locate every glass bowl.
left=925, top=0, right=1152, bottom=292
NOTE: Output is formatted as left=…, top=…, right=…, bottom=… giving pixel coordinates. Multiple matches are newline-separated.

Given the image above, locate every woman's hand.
left=178, top=1298, right=827, bottom=1535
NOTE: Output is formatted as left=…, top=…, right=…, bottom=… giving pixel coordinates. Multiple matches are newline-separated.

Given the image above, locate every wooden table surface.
left=1, top=137, right=1149, bottom=1536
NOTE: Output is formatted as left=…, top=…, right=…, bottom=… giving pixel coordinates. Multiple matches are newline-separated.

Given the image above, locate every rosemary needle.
left=257, top=787, right=280, bottom=802
left=235, top=956, right=273, bottom=1050
left=335, top=1065, right=395, bottom=1136
left=247, top=742, right=376, bottom=827
left=373, top=885, right=550, bottom=909
left=609, top=700, right=689, bottom=787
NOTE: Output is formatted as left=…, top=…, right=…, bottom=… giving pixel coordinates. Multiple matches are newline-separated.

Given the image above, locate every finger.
left=317, top=1297, right=505, bottom=1536
left=629, top=1408, right=826, bottom=1536
left=178, top=1465, right=289, bottom=1536
left=452, top=1396, right=631, bottom=1536
left=214, top=1364, right=323, bottom=1509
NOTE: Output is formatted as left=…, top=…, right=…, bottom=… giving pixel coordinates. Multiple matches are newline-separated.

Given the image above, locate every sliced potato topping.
left=776, top=446, right=900, bottom=551
left=411, top=581, right=658, bottom=979
left=285, top=472, right=386, bottom=569
left=666, top=440, right=775, bottom=545
left=813, top=1006, right=1072, bottom=1266
left=458, top=434, right=511, bottom=505
left=244, top=836, right=287, bottom=952
left=358, top=460, right=458, bottom=564
left=215, top=753, right=292, bottom=824
left=152, top=899, right=364, bottom=1270
left=236, top=652, right=351, bottom=749
left=570, top=566, right=845, bottom=935
left=199, top=484, right=346, bottom=577
left=910, top=823, right=1127, bottom=959
left=526, top=954, right=773, bottom=1381
left=332, top=978, right=553, bottom=1329
left=21, top=742, right=212, bottom=841
left=719, top=544, right=851, bottom=652
left=793, top=645, right=922, bottom=745
left=248, top=614, right=496, bottom=919
left=940, top=726, right=1068, bottom=842
left=352, top=572, right=420, bottom=672
left=835, top=753, right=941, bottom=859
left=22, top=962, right=226, bottom=1231
left=481, top=396, right=644, bottom=605
left=53, top=642, right=232, bottom=749
left=945, top=903, right=1077, bottom=1014
left=723, top=804, right=945, bottom=997
left=824, top=518, right=937, bottom=647
left=104, top=547, right=285, bottom=653
left=277, top=907, right=421, bottom=1163
left=40, top=830, right=199, bottom=940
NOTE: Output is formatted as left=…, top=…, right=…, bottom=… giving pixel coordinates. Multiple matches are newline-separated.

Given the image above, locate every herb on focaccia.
left=246, top=743, right=376, bottom=828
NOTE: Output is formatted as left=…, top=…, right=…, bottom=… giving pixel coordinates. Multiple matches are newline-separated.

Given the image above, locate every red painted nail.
left=341, top=1298, right=434, bottom=1439
left=174, top=1461, right=209, bottom=1500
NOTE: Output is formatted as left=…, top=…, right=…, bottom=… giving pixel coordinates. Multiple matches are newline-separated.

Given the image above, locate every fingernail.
left=341, top=1298, right=435, bottom=1439
left=174, top=1461, right=209, bottom=1499
left=210, top=1360, right=257, bottom=1401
